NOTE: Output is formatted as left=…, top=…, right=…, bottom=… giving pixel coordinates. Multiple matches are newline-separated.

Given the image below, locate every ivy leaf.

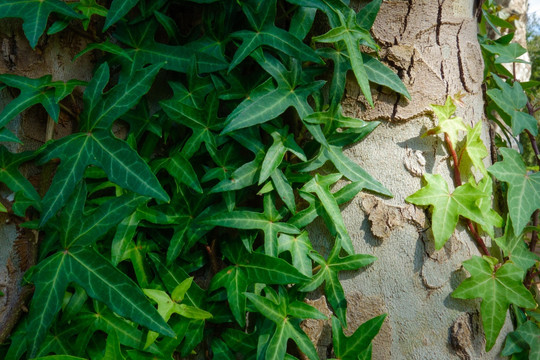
left=452, top=256, right=536, bottom=351
left=209, top=242, right=309, bottom=327
left=313, top=9, right=378, bottom=106
left=27, top=247, right=175, bottom=357
left=278, top=231, right=314, bottom=277
left=152, top=152, right=203, bottom=193
left=301, top=241, right=376, bottom=325
left=0, top=74, right=85, bottom=130
left=161, top=92, right=223, bottom=159
left=244, top=291, right=320, bottom=360
left=228, top=0, right=321, bottom=71
left=0, top=146, right=41, bottom=210
left=104, top=0, right=139, bottom=30
left=259, top=124, right=306, bottom=184
left=201, top=195, right=300, bottom=256
left=74, top=0, right=108, bottom=31
left=405, top=174, right=487, bottom=250
left=495, top=216, right=539, bottom=273
left=73, top=40, right=133, bottom=62
left=471, top=176, right=503, bottom=239
left=331, top=314, right=386, bottom=359
left=102, top=330, right=125, bottom=360
left=322, top=144, right=391, bottom=196
left=486, top=74, right=538, bottom=136
left=502, top=321, right=540, bottom=358
left=422, top=96, right=467, bottom=146
left=356, top=0, right=381, bottom=29
left=302, top=173, right=355, bottom=254
left=0, top=0, right=83, bottom=48
left=114, top=21, right=228, bottom=74
left=222, top=55, right=325, bottom=133
left=458, top=121, right=489, bottom=177
left=482, top=42, right=528, bottom=64
left=488, top=148, right=540, bottom=235
left=39, top=63, right=168, bottom=225
left=143, top=280, right=211, bottom=348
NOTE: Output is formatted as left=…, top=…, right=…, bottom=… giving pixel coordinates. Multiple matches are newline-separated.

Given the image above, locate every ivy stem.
left=445, top=133, right=462, bottom=185
left=444, top=132, right=490, bottom=256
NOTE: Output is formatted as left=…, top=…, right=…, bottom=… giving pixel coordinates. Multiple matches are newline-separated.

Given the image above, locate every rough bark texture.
left=304, top=1, right=511, bottom=359
left=0, top=19, right=94, bottom=343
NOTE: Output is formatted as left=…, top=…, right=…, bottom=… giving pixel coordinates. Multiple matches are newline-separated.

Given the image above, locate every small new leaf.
left=423, top=96, right=467, bottom=146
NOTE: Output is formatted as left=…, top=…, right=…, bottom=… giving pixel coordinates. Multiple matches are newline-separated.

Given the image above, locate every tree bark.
left=305, top=1, right=511, bottom=359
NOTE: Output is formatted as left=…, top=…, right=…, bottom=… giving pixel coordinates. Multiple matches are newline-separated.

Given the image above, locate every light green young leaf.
left=423, top=96, right=467, bottom=146
left=0, top=0, right=83, bottom=48
left=142, top=286, right=211, bottom=348
left=405, top=174, right=487, bottom=250
left=458, top=121, right=489, bottom=177
left=452, top=256, right=536, bottom=351
left=488, top=148, right=540, bottom=235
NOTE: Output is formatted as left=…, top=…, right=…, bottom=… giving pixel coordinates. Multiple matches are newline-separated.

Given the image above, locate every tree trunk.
left=305, top=1, right=511, bottom=359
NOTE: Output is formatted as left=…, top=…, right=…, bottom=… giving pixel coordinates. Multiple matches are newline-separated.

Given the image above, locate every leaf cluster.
left=0, top=0, right=404, bottom=359
left=406, top=2, right=540, bottom=356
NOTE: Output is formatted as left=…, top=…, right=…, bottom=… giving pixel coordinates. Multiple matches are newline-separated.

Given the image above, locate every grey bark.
left=304, top=1, right=512, bottom=359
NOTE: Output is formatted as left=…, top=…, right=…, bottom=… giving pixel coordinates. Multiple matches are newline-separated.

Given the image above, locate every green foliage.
left=453, top=256, right=536, bottom=351
left=406, top=173, right=488, bottom=250
left=0, top=0, right=397, bottom=358
left=407, top=1, right=540, bottom=355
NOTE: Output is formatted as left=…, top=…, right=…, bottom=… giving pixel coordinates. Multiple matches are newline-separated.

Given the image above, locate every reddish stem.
left=445, top=133, right=462, bottom=185
left=444, top=133, right=490, bottom=256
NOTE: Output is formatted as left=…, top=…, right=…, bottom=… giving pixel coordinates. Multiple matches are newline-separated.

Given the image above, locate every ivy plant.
left=0, top=0, right=409, bottom=359
left=406, top=0, right=540, bottom=356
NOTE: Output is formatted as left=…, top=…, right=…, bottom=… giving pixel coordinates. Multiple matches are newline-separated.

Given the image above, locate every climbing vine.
left=0, top=0, right=410, bottom=359
left=407, top=1, right=540, bottom=357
